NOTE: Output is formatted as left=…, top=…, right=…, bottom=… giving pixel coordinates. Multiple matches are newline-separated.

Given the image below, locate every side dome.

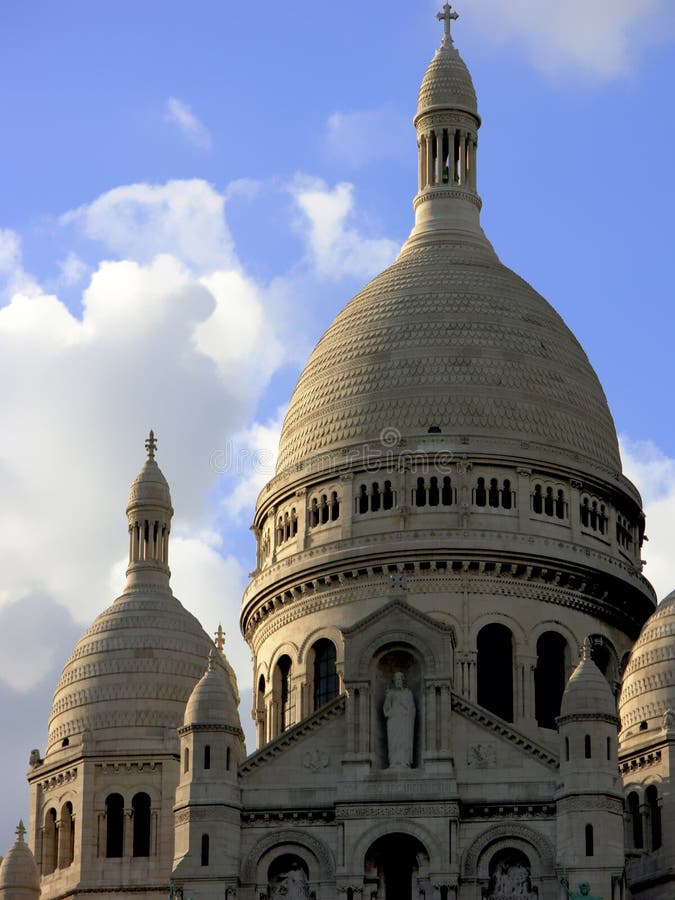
left=276, top=240, right=622, bottom=478
left=184, top=649, right=241, bottom=729
left=47, top=589, right=217, bottom=754
left=619, top=591, right=675, bottom=739
left=560, top=643, right=617, bottom=720
left=46, top=434, right=216, bottom=755
left=0, top=823, right=40, bottom=898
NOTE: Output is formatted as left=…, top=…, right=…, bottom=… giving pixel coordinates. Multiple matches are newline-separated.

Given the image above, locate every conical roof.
left=184, top=649, right=241, bottom=729
left=560, top=642, right=617, bottom=720
left=416, top=36, right=478, bottom=120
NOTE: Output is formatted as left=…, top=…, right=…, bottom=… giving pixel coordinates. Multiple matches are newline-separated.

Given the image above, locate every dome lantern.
left=125, top=429, right=174, bottom=589
left=409, top=3, right=484, bottom=244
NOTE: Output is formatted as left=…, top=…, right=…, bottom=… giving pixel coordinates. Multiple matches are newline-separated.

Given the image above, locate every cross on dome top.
left=214, top=623, right=226, bottom=652
left=16, top=820, right=26, bottom=842
left=145, top=429, right=157, bottom=460
left=437, top=2, right=459, bottom=46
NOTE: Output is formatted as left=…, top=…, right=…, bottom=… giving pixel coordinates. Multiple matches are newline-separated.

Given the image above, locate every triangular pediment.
left=343, top=595, right=455, bottom=641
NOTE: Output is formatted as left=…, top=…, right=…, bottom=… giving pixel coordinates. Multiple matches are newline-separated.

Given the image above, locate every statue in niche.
left=383, top=671, right=415, bottom=768
left=487, top=860, right=536, bottom=898
left=269, top=861, right=310, bottom=899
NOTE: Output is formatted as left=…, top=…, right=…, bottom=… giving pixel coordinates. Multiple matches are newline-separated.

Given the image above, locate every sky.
left=1, top=0, right=675, bottom=854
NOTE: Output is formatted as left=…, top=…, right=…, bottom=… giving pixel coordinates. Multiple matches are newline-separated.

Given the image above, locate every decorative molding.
left=239, top=696, right=345, bottom=775
left=620, top=750, right=662, bottom=774
left=557, top=795, right=623, bottom=814
left=451, top=693, right=559, bottom=769
left=39, top=768, right=78, bottom=793
left=335, top=803, right=458, bottom=819
left=241, top=828, right=335, bottom=883
left=462, top=822, right=555, bottom=875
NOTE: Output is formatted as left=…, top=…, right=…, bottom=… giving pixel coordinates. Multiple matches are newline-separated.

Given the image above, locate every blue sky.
left=1, top=0, right=675, bottom=853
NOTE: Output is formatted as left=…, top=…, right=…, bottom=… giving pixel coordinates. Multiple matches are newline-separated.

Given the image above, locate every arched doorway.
left=364, top=833, right=429, bottom=900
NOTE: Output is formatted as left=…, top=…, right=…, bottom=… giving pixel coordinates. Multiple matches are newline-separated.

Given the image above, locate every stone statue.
left=488, top=860, right=534, bottom=897
left=560, top=878, right=602, bottom=900
left=269, top=861, right=310, bottom=898
left=383, top=671, right=415, bottom=768
left=663, top=708, right=675, bottom=729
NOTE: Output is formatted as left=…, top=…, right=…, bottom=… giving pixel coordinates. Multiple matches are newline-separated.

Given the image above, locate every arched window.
left=428, top=477, right=440, bottom=506
left=132, top=793, right=151, bottom=857
left=257, top=674, right=266, bottom=745
left=475, top=477, right=487, bottom=507
left=584, top=735, right=592, bottom=759
left=330, top=491, right=340, bottom=521
left=442, top=476, right=452, bottom=506
left=58, top=802, right=74, bottom=868
left=534, top=631, right=567, bottom=729
left=383, top=481, right=394, bottom=510
left=415, top=477, right=426, bottom=507
left=105, top=793, right=124, bottom=858
left=488, top=478, right=500, bottom=507
left=477, top=623, right=513, bottom=722
left=532, top=484, right=543, bottom=514
left=564, top=737, right=570, bottom=761
left=358, top=485, right=369, bottom=514
left=43, top=808, right=58, bottom=874
left=204, top=744, right=211, bottom=770
left=371, top=483, right=381, bottom=512
left=276, top=655, right=295, bottom=732
left=646, top=785, right=662, bottom=851
left=184, top=746, right=190, bottom=773
left=627, top=792, right=643, bottom=849
left=585, top=824, right=594, bottom=857
left=201, top=834, right=209, bottom=866
left=312, top=638, right=339, bottom=710
left=226, top=745, right=231, bottom=770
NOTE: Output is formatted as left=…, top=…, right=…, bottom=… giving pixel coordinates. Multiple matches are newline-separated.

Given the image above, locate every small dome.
left=416, top=42, right=478, bottom=120
left=0, top=822, right=39, bottom=896
left=47, top=588, right=216, bottom=754
left=560, top=643, right=617, bottom=720
left=126, top=457, right=172, bottom=512
left=183, top=649, right=241, bottom=729
left=619, top=591, right=675, bottom=737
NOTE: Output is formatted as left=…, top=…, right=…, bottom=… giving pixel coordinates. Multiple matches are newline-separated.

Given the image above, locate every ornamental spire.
left=437, top=2, right=459, bottom=47
left=145, top=429, right=157, bottom=460
left=15, top=820, right=26, bottom=842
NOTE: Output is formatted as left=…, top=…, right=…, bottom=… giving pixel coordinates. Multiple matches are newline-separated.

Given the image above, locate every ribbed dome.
left=0, top=823, right=39, bottom=896
left=127, top=457, right=172, bottom=511
left=184, top=650, right=241, bottom=729
left=619, top=591, right=675, bottom=737
left=276, top=238, right=621, bottom=476
left=560, top=644, right=617, bottom=720
left=416, top=41, right=478, bottom=119
left=47, top=588, right=216, bottom=754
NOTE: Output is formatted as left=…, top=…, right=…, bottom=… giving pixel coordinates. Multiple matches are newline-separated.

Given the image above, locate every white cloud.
left=58, top=251, right=88, bottom=286
left=464, top=0, right=675, bottom=78
left=620, top=436, right=675, bottom=601
left=325, top=105, right=410, bottom=167
left=165, top=96, right=213, bottom=150
left=220, top=409, right=285, bottom=520
left=290, top=176, right=400, bottom=280
left=62, top=179, right=234, bottom=272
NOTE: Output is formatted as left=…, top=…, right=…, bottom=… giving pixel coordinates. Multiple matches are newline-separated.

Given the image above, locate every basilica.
left=1, top=5, right=673, bottom=900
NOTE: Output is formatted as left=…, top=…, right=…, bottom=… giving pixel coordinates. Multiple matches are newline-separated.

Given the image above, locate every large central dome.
left=276, top=25, right=620, bottom=480
left=277, top=237, right=620, bottom=476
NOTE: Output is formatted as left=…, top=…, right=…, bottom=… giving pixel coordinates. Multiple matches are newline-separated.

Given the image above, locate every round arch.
left=268, top=642, right=301, bottom=672
left=351, top=818, right=442, bottom=872
left=298, top=625, right=345, bottom=665
left=357, top=630, right=442, bottom=680
left=462, top=823, right=555, bottom=877
left=241, top=828, right=335, bottom=885
left=469, top=611, right=528, bottom=648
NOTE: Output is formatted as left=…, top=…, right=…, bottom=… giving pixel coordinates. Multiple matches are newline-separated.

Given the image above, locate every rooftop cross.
left=16, top=820, right=26, bottom=842
left=145, top=429, right=157, bottom=460
left=437, top=2, right=459, bottom=46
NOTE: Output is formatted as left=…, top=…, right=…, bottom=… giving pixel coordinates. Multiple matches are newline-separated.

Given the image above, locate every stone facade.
left=3, top=6, right=674, bottom=900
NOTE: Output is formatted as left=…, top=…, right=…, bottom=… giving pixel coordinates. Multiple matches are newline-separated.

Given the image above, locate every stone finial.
left=581, top=637, right=592, bottom=661
left=145, top=429, right=157, bottom=460
left=437, top=2, right=459, bottom=46
left=207, top=648, right=217, bottom=672
left=214, top=623, right=225, bottom=652
left=15, top=821, right=26, bottom=843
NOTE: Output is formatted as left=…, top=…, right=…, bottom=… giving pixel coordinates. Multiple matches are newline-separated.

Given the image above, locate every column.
left=341, top=474, right=354, bottom=540
left=427, top=131, right=435, bottom=186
